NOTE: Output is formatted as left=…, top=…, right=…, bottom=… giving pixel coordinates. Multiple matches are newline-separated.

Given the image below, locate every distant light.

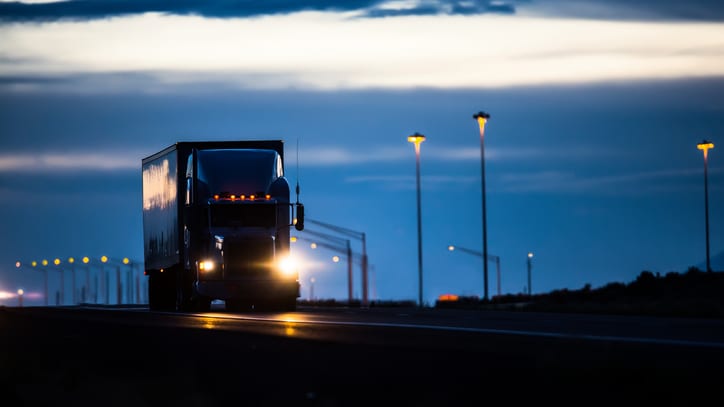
left=17, top=289, right=24, bottom=296
left=473, top=111, right=491, bottom=128
left=448, top=245, right=455, bottom=251
left=332, top=256, right=340, bottom=263
left=310, top=243, right=317, bottom=249
left=41, top=259, right=48, bottom=266
left=68, top=257, right=75, bottom=264
left=290, top=236, right=297, bottom=243
left=697, top=140, right=714, bottom=159
left=15, top=261, right=21, bottom=268
left=123, top=258, right=130, bottom=265
left=82, top=256, right=89, bottom=264
left=528, top=253, right=533, bottom=258
left=31, top=261, right=37, bottom=267
left=54, top=258, right=61, bottom=266
left=407, top=132, right=426, bottom=145
left=101, top=256, right=108, bottom=263
left=438, top=293, right=459, bottom=302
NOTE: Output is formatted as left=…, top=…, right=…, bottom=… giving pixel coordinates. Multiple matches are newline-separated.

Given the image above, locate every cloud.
left=0, top=151, right=140, bottom=172
left=1, top=12, right=722, bottom=92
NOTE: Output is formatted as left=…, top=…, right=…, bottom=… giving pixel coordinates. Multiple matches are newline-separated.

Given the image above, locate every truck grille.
left=223, top=238, right=275, bottom=279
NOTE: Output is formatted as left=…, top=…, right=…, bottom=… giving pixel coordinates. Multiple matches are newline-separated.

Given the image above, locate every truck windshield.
left=209, top=203, right=276, bottom=228
left=196, top=149, right=281, bottom=201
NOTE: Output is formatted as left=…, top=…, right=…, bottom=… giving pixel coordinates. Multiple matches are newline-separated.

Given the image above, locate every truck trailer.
left=141, top=140, right=304, bottom=312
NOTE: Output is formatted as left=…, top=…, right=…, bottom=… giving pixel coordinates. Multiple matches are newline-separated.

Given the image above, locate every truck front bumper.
left=196, top=278, right=300, bottom=301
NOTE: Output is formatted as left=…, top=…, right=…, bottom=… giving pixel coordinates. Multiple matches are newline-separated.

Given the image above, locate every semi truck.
left=141, top=140, right=304, bottom=312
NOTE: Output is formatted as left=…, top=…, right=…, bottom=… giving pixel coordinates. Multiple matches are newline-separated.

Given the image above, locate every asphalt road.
left=2, top=305, right=724, bottom=406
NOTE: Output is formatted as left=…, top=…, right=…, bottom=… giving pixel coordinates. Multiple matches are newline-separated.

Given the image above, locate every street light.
left=447, top=245, right=502, bottom=297
left=68, top=257, right=76, bottom=305
left=52, top=258, right=65, bottom=305
left=41, top=259, right=49, bottom=306
left=697, top=140, right=715, bottom=272
left=305, top=218, right=369, bottom=307
left=408, top=132, right=426, bottom=307
left=101, top=255, right=108, bottom=304
left=82, top=256, right=90, bottom=303
left=17, top=288, right=24, bottom=307
left=527, top=252, right=533, bottom=296
left=473, top=111, right=491, bottom=301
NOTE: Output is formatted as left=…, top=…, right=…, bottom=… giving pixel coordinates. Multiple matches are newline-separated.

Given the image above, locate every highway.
left=2, top=305, right=724, bottom=405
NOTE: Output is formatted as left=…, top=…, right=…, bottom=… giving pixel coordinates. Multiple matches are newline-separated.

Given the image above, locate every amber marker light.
left=82, top=257, right=89, bottom=264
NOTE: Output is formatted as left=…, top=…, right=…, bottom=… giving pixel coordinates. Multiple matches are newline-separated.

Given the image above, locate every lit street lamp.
left=527, top=253, right=533, bottom=296
left=473, top=111, right=491, bottom=301
left=408, top=132, right=426, bottom=307
left=17, top=288, right=24, bottom=307
left=697, top=140, right=715, bottom=272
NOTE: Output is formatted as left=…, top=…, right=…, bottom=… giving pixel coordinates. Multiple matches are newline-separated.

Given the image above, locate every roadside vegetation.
left=300, top=268, right=724, bottom=319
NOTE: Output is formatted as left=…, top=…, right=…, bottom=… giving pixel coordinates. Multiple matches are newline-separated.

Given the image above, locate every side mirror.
left=295, top=204, right=305, bottom=231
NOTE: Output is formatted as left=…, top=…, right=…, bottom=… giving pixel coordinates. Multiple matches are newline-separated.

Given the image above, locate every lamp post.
left=101, top=255, right=108, bottom=304
left=82, top=256, right=90, bottom=303
left=697, top=140, right=715, bottom=273
left=41, top=259, right=49, bottom=306
left=17, top=288, right=24, bottom=307
left=473, top=111, right=491, bottom=302
left=408, top=132, right=426, bottom=307
left=305, top=218, right=369, bottom=307
left=447, top=245, right=502, bottom=298
left=52, top=258, right=64, bottom=305
left=301, top=228, right=354, bottom=304
left=527, top=252, right=533, bottom=296
left=68, top=257, right=76, bottom=305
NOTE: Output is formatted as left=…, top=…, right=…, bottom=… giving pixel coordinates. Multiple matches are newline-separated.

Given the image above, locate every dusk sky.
left=1, top=0, right=723, bottom=306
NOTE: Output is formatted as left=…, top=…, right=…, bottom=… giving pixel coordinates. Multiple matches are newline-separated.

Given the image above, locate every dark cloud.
left=0, top=0, right=516, bottom=22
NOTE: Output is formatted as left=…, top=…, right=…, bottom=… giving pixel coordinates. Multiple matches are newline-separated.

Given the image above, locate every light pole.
left=473, top=111, right=491, bottom=302
left=447, top=245, right=502, bottom=298
left=82, top=256, right=90, bottom=303
left=305, top=218, right=369, bottom=307
left=17, top=288, right=24, bottom=307
left=527, top=253, right=533, bottom=296
left=101, top=255, right=108, bottom=304
left=697, top=140, right=715, bottom=272
left=301, top=228, right=354, bottom=304
left=41, top=259, right=49, bottom=306
left=53, top=258, right=64, bottom=305
left=68, top=257, right=76, bottom=305
left=408, top=132, right=426, bottom=307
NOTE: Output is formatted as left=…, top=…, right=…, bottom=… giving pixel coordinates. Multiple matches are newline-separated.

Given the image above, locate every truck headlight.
left=198, top=260, right=216, bottom=272
left=276, top=256, right=297, bottom=277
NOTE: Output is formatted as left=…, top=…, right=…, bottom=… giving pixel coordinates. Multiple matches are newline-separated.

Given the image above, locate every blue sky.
left=1, top=0, right=723, bottom=305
